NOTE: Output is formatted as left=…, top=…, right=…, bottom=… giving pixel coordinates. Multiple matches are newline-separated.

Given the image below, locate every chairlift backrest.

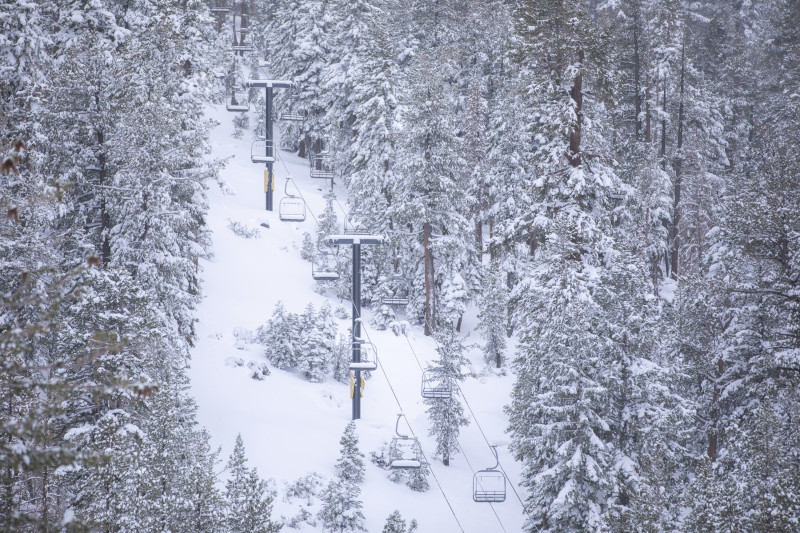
left=349, top=342, right=377, bottom=371
left=251, top=140, right=275, bottom=163
left=421, top=367, right=452, bottom=399
left=312, top=248, right=340, bottom=281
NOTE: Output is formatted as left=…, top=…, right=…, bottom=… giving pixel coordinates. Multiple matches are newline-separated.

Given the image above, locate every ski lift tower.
left=325, top=233, right=385, bottom=420
left=244, top=79, right=293, bottom=210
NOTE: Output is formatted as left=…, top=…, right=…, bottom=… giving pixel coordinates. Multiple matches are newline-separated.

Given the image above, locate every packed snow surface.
left=190, top=104, right=524, bottom=532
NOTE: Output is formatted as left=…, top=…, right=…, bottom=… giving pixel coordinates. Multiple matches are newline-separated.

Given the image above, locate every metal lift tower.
left=245, top=79, right=293, bottom=210
left=326, top=233, right=385, bottom=420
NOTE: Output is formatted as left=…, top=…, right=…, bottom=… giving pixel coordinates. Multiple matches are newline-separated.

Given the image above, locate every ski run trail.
left=189, top=99, right=525, bottom=532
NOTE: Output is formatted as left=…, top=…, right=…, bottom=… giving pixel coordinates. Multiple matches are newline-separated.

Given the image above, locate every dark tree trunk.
left=633, top=22, right=642, bottom=139
left=568, top=49, right=585, bottom=168
left=475, top=219, right=483, bottom=262
left=424, top=221, right=435, bottom=336
left=670, top=39, right=686, bottom=280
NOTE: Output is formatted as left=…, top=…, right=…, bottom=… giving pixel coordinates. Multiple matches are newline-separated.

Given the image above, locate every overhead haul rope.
left=405, top=315, right=529, bottom=515
left=349, top=297, right=508, bottom=531
left=399, top=328, right=510, bottom=530
left=348, top=315, right=466, bottom=533
left=268, top=113, right=518, bottom=520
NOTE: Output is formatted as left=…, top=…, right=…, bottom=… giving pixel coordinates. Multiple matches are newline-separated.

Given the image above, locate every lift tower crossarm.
left=326, top=235, right=385, bottom=246
left=245, top=80, right=294, bottom=89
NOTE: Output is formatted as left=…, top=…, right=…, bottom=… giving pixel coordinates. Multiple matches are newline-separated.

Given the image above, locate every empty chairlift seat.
left=349, top=342, right=378, bottom=371
left=382, top=274, right=410, bottom=306
left=226, top=91, right=249, bottom=112
left=389, top=414, right=423, bottom=469
left=210, top=0, right=229, bottom=12
left=421, top=367, right=452, bottom=399
left=278, top=178, right=306, bottom=222
left=312, top=250, right=340, bottom=281
left=251, top=140, right=274, bottom=163
left=473, top=446, right=507, bottom=503
left=280, top=110, right=307, bottom=122
left=278, top=197, right=305, bottom=222
left=310, top=155, right=334, bottom=179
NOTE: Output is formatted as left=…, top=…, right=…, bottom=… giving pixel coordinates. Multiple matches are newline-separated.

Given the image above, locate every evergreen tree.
left=382, top=510, right=417, bottom=533
left=425, top=328, right=468, bottom=466
left=298, top=303, right=330, bottom=382
left=392, top=52, right=473, bottom=335
left=260, top=301, right=299, bottom=370
left=224, top=434, right=281, bottom=533
left=335, top=422, right=365, bottom=486
left=317, top=480, right=366, bottom=533
left=476, top=264, right=508, bottom=368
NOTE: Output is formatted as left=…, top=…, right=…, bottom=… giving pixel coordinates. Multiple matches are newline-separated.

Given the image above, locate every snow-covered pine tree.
left=391, top=51, right=473, bottom=335
left=318, top=421, right=368, bottom=532
left=330, top=333, right=352, bottom=384
left=425, top=327, right=468, bottom=466
left=260, top=301, right=300, bottom=370
left=476, top=264, right=508, bottom=368
left=224, top=434, right=281, bottom=533
left=334, top=422, right=365, bottom=486
left=67, top=408, right=151, bottom=531
left=505, top=0, right=629, bottom=529
left=298, top=303, right=330, bottom=382
left=382, top=510, right=418, bottom=533
left=317, top=480, right=366, bottom=533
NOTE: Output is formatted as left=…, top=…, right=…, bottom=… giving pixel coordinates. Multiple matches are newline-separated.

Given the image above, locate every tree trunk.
left=633, top=22, right=642, bottom=139
left=670, top=39, right=686, bottom=280
left=568, top=50, right=584, bottom=168
left=645, top=69, right=651, bottom=143
left=475, top=219, right=483, bottom=263
left=96, top=129, right=111, bottom=267
left=423, top=222, right=435, bottom=336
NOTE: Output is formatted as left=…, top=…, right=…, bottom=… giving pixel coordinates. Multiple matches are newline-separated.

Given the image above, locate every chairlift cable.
left=401, top=330, right=508, bottom=529
left=457, top=383, right=527, bottom=513
left=407, top=314, right=528, bottom=515
left=338, top=296, right=466, bottom=533
left=453, top=434, right=508, bottom=532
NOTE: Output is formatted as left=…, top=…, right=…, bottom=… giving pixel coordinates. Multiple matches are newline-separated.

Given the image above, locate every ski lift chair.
left=473, top=446, right=507, bottom=503
left=310, top=154, right=334, bottom=179
left=311, top=244, right=340, bottom=281
left=226, top=87, right=249, bottom=112
left=389, top=414, right=422, bottom=469
left=382, top=274, right=410, bottom=307
left=349, top=342, right=378, bottom=371
left=251, top=140, right=275, bottom=163
left=421, top=367, right=452, bottom=399
left=343, top=216, right=371, bottom=235
left=210, top=0, right=229, bottom=13
left=280, top=109, right=307, bottom=122
left=278, top=179, right=306, bottom=222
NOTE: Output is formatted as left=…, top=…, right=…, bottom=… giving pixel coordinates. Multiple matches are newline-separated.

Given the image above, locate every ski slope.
left=189, top=103, right=525, bottom=532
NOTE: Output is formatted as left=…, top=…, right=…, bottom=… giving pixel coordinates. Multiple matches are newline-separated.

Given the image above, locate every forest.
left=1, top=0, right=799, bottom=531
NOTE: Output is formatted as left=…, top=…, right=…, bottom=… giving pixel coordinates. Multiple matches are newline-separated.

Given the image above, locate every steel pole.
left=352, top=241, right=361, bottom=420
left=265, top=86, right=274, bottom=210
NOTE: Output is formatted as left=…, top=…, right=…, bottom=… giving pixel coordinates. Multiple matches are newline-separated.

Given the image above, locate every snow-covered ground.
left=189, top=103, right=525, bottom=532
